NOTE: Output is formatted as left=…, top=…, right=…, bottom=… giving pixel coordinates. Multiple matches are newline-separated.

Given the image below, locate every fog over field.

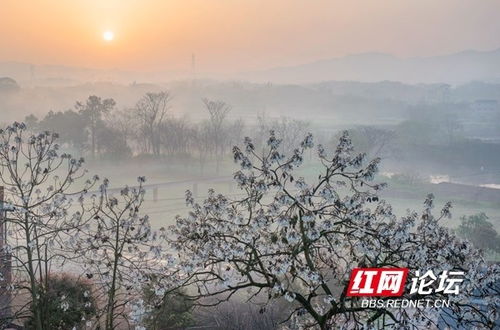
left=1, top=1, right=499, bottom=329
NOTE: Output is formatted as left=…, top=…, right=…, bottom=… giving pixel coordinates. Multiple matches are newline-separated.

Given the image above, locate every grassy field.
left=81, top=157, right=500, bottom=241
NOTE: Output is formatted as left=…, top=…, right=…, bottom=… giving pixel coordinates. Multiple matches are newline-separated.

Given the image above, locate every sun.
left=103, top=31, right=114, bottom=42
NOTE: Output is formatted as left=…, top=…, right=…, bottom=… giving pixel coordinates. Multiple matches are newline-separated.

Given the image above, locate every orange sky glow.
left=1, top=0, right=499, bottom=73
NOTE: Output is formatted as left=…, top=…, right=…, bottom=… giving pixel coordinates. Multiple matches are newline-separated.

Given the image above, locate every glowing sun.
left=103, top=31, right=114, bottom=42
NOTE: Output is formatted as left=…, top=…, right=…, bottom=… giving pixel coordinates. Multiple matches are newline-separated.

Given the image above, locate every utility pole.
left=192, top=53, right=196, bottom=79
left=30, top=64, right=35, bottom=87
left=191, top=53, right=197, bottom=87
left=0, top=186, right=12, bottom=322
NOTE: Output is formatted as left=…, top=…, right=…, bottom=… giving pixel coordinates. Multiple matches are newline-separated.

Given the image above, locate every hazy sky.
left=1, top=0, right=499, bottom=73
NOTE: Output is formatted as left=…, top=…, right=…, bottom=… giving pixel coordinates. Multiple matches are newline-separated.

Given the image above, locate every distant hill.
left=0, top=77, right=20, bottom=91
left=240, top=48, right=500, bottom=85
left=1, top=48, right=499, bottom=86
left=0, top=62, right=188, bottom=87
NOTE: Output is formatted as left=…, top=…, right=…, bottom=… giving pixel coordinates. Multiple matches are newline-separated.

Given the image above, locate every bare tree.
left=254, top=115, right=309, bottom=157
left=226, top=119, right=245, bottom=156
left=159, top=116, right=193, bottom=156
left=202, top=98, right=231, bottom=173
left=254, top=113, right=271, bottom=157
left=135, top=92, right=172, bottom=156
left=76, top=95, right=116, bottom=160
left=271, top=117, right=310, bottom=156
left=192, top=121, right=213, bottom=175
left=343, top=126, right=396, bottom=159
left=107, top=108, right=137, bottom=148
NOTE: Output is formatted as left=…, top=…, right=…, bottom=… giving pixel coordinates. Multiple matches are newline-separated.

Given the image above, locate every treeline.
left=24, top=92, right=312, bottom=173
left=22, top=91, right=500, bottom=176
left=25, top=92, right=216, bottom=161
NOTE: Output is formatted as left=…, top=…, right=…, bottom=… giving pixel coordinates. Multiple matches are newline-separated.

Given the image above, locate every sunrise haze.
left=1, top=0, right=500, bottom=74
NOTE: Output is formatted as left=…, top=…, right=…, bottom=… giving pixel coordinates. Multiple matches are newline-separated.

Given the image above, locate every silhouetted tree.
left=135, top=92, right=172, bottom=156
left=202, top=98, right=231, bottom=173
left=96, top=124, right=132, bottom=159
left=193, top=121, right=212, bottom=174
left=108, top=108, right=136, bottom=147
left=76, top=95, right=116, bottom=160
left=457, top=213, right=500, bottom=253
left=37, top=110, right=87, bottom=152
left=159, top=116, right=192, bottom=156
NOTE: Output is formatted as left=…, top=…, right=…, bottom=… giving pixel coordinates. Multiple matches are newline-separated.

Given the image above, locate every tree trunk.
left=25, top=215, right=42, bottom=330
left=91, top=125, right=96, bottom=160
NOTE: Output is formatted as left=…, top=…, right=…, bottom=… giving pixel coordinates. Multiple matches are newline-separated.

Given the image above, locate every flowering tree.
left=0, top=122, right=175, bottom=329
left=69, top=177, right=172, bottom=330
left=170, top=131, right=499, bottom=329
left=0, top=122, right=97, bottom=329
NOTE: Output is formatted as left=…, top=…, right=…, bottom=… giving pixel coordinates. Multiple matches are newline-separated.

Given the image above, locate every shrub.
left=456, top=213, right=500, bottom=253
left=25, top=274, right=96, bottom=330
left=142, top=288, right=194, bottom=330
